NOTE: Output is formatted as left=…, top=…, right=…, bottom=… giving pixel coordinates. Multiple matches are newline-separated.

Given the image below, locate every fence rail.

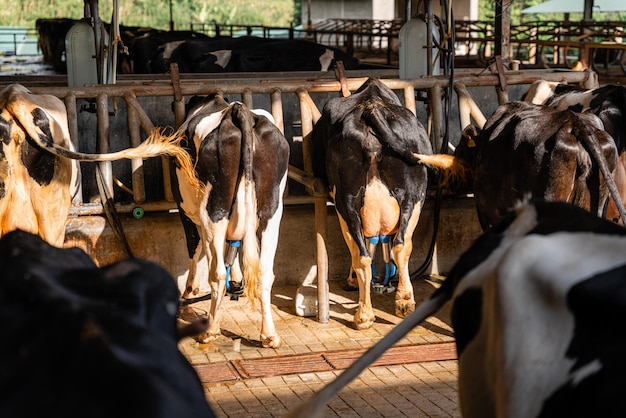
left=0, top=27, right=40, bottom=55
left=12, top=68, right=599, bottom=322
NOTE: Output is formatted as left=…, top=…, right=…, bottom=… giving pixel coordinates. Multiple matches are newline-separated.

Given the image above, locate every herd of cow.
left=35, top=19, right=361, bottom=75
left=3, top=76, right=626, bottom=417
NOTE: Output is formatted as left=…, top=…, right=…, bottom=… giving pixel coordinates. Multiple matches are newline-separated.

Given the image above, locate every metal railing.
left=0, top=27, right=40, bottom=55
left=20, top=69, right=598, bottom=322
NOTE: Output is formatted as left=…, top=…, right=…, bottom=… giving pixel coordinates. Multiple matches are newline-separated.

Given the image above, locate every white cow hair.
left=319, top=48, right=335, bottom=71
left=209, top=50, right=232, bottom=69
left=459, top=231, right=626, bottom=418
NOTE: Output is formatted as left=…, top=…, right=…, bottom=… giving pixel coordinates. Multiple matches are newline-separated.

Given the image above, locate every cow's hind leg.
left=196, top=220, right=229, bottom=343
left=393, top=203, right=422, bottom=317
left=338, top=216, right=376, bottom=329
left=257, top=187, right=285, bottom=348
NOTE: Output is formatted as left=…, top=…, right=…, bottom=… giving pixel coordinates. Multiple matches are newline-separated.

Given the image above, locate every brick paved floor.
left=178, top=278, right=460, bottom=417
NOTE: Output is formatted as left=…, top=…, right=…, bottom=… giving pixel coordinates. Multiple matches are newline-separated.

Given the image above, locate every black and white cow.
left=288, top=199, right=626, bottom=418
left=0, top=229, right=215, bottom=418
left=525, top=81, right=626, bottom=223
left=172, top=92, right=289, bottom=348
left=0, top=83, right=197, bottom=247
left=311, top=77, right=433, bottom=329
left=418, top=100, right=626, bottom=230
left=154, top=37, right=360, bottom=74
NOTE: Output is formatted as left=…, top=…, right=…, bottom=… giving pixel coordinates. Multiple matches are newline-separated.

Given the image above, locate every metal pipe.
left=64, top=93, right=83, bottom=204
left=125, top=96, right=146, bottom=203
left=96, top=93, right=113, bottom=199
left=270, top=89, right=285, bottom=134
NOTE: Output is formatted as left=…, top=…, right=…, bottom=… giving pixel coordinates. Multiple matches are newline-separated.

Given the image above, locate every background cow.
left=0, top=229, right=215, bottom=418
left=288, top=199, right=626, bottom=418
left=0, top=83, right=197, bottom=247
left=172, top=92, right=289, bottom=348
left=525, top=82, right=626, bottom=224
left=417, top=100, right=626, bottom=230
left=311, top=77, right=433, bottom=329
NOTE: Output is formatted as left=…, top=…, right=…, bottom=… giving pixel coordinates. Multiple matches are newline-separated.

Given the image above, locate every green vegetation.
left=478, top=0, right=626, bottom=25
left=1, top=0, right=300, bottom=31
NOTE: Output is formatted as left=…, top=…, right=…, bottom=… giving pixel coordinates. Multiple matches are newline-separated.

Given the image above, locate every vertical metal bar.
left=297, top=89, right=315, bottom=176
left=313, top=179, right=329, bottom=324
left=64, top=93, right=83, bottom=204
left=403, top=85, right=416, bottom=115
left=123, top=91, right=174, bottom=202
left=430, top=84, right=443, bottom=153
left=270, top=89, right=284, bottom=134
left=296, top=88, right=329, bottom=323
left=125, top=97, right=146, bottom=203
left=96, top=94, right=113, bottom=199
left=242, top=89, right=253, bottom=109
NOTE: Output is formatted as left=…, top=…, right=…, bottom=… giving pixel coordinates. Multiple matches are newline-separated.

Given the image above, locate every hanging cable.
left=410, top=0, right=456, bottom=281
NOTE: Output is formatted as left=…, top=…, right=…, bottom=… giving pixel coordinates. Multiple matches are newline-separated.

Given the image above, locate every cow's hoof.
left=194, top=331, right=220, bottom=344
left=182, top=286, right=200, bottom=298
left=395, top=299, right=416, bottom=318
left=354, top=310, right=375, bottom=330
left=261, top=334, right=283, bottom=348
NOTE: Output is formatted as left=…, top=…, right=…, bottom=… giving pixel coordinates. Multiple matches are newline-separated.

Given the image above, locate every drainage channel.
left=193, top=341, right=457, bottom=385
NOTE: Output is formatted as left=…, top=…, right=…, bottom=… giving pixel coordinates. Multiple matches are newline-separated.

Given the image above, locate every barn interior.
left=1, top=1, right=626, bottom=416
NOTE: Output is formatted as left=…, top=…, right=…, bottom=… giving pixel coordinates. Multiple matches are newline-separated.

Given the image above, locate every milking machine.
left=367, top=235, right=398, bottom=294
left=224, top=239, right=244, bottom=300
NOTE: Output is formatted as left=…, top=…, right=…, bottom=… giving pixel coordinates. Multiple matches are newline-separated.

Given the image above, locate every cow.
left=171, top=92, right=289, bottom=348
left=288, top=199, right=626, bottom=418
left=0, top=229, right=215, bottom=418
left=311, top=77, right=433, bottom=330
left=153, top=37, right=360, bottom=74
left=416, top=100, right=626, bottom=231
left=121, top=28, right=211, bottom=74
left=0, top=83, right=198, bottom=247
left=227, top=39, right=360, bottom=73
left=525, top=81, right=626, bottom=223
left=151, top=36, right=277, bottom=73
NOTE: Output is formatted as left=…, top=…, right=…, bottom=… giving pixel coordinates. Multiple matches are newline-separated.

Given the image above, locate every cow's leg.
left=257, top=203, right=284, bottom=348
left=338, top=215, right=375, bottom=329
left=606, top=153, right=626, bottom=224
left=182, top=229, right=204, bottom=299
left=197, top=219, right=229, bottom=343
left=393, top=203, right=422, bottom=317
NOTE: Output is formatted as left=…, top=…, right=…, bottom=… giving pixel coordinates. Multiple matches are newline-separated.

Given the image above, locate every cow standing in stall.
left=311, top=77, right=434, bottom=329
left=0, top=83, right=197, bottom=247
left=417, top=100, right=626, bottom=230
left=525, top=82, right=626, bottom=223
left=288, top=199, right=626, bottom=418
left=172, top=92, right=289, bottom=348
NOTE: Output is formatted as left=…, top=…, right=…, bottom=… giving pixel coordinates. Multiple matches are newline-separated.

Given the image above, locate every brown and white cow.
left=172, top=92, right=289, bottom=348
left=418, top=100, right=626, bottom=230
left=311, top=77, right=433, bottom=329
left=288, top=199, right=626, bottom=418
left=0, top=83, right=196, bottom=247
left=525, top=81, right=626, bottom=224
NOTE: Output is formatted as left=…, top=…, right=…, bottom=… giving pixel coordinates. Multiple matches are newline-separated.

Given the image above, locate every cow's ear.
left=461, top=125, right=479, bottom=148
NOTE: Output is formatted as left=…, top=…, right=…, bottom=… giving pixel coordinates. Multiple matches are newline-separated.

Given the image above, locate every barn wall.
left=63, top=195, right=482, bottom=293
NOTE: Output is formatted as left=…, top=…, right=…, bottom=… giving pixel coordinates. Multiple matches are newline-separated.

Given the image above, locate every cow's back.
left=471, top=101, right=616, bottom=230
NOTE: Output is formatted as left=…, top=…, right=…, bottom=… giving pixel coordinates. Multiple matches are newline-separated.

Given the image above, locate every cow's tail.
left=286, top=289, right=451, bottom=418
left=413, top=153, right=474, bottom=191
left=235, top=103, right=261, bottom=306
left=577, top=122, right=626, bottom=224
left=16, top=110, right=203, bottom=194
